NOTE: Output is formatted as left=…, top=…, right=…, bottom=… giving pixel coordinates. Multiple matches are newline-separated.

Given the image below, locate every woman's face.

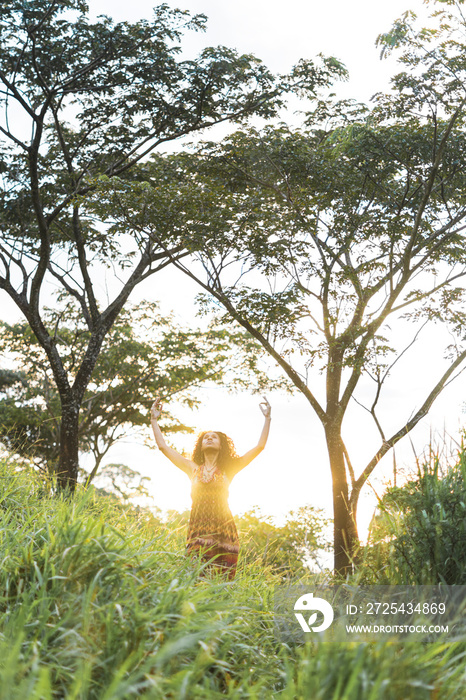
left=202, top=431, right=221, bottom=452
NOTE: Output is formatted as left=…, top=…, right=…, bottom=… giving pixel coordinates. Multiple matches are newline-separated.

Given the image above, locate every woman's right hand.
left=151, top=397, right=163, bottom=421
left=259, top=396, right=271, bottom=420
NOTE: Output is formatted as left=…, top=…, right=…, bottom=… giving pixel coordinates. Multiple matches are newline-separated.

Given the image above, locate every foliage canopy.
left=0, top=300, right=277, bottom=481
left=0, top=0, right=342, bottom=487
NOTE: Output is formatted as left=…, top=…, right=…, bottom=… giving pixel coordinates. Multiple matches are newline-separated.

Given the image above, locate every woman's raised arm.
left=150, top=398, right=195, bottom=476
left=233, top=397, right=271, bottom=473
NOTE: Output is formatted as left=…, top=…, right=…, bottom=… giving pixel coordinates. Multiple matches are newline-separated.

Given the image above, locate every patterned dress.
left=186, top=464, right=239, bottom=580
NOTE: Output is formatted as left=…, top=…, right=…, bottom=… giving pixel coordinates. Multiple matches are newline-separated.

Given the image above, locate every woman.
left=150, top=397, right=271, bottom=580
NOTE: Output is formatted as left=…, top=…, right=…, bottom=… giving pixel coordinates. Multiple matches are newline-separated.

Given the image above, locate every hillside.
left=0, top=458, right=464, bottom=699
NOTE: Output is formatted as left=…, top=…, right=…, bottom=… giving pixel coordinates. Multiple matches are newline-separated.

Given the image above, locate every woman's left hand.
left=259, top=396, right=271, bottom=419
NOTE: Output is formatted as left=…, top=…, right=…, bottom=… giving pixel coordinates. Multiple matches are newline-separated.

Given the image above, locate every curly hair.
left=192, top=431, right=239, bottom=471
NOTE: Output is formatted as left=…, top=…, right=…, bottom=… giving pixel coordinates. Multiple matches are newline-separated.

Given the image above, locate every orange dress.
left=186, top=464, right=239, bottom=580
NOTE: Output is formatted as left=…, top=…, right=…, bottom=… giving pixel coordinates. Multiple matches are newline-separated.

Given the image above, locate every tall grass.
left=362, top=433, right=466, bottom=585
left=0, top=456, right=465, bottom=699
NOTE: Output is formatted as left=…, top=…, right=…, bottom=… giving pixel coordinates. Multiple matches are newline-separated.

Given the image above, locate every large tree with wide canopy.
left=0, top=0, right=342, bottom=489
left=112, top=0, right=466, bottom=572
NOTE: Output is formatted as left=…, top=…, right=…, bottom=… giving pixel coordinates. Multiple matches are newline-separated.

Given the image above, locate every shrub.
left=364, top=436, right=466, bottom=584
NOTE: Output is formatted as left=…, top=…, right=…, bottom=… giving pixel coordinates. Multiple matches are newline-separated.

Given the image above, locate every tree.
left=118, top=1, right=466, bottom=573
left=0, top=1, right=343, bottom=490
left=92, top=463, right=152, bottom=504
left=236, top=505, right=330, bottom=578
left=0, top=299, right=275, bottom=481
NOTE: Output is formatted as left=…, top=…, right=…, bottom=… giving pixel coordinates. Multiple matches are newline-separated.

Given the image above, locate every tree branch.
left=402, top=104, right=464, bottom=272
left=71, top=207, right=100, bottom=325
left=142, top=235, right=328, bottom=423
left=0, top=124, right=29, bottom=151
left=350, top=345, right=466, bottom=509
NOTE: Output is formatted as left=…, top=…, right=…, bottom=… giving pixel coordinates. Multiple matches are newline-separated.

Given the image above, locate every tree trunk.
left=57, top=396, right=80, bottom=492
left=325, top=425, right=359, bottom=575
left=53, top=330, right=107, bottom=493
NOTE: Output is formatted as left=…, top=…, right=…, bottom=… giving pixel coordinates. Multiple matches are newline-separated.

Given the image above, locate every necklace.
left=200, top=464, right=217, bottom=483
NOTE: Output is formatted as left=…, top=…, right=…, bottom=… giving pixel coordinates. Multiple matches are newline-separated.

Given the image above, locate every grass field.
left=0, top=457, right=465, bottom=699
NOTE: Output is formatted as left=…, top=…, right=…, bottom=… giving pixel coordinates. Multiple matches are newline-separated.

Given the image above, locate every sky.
left=3, top=0, right=465, bottom=548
